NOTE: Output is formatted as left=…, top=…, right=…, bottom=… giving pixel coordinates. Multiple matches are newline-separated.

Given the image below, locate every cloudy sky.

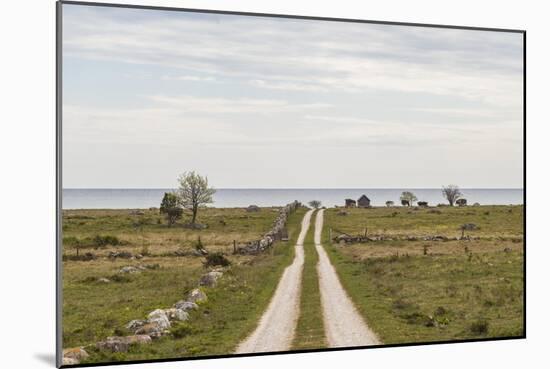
left=62, top=4, right=523, bottom=189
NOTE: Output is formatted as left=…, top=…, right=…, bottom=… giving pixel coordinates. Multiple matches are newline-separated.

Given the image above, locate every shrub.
left=93, top=235, right=120, bottom=247
left=469, top=319, right=489, bottom=335
left=204, top=252, right=231, bottom=268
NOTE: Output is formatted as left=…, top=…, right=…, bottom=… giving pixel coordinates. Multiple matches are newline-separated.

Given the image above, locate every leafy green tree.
left=308, top=200, right=322, bottom=209
left=400, top=191, right=417, bottom=207
left=160, top=192, right=183, bottom=226
left=177, top=171, right=216, bottom=224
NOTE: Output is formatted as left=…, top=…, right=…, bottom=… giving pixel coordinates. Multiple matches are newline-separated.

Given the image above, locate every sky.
left=62, top=4, right=524, bottom=189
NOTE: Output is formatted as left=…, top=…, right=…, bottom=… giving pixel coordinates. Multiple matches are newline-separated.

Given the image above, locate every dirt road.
left=235, top=209, right=315, bottom=353
left=314, top=209, right=380, bottom=347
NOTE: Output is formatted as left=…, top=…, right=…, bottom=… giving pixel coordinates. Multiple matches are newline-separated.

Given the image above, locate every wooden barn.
left=345, top=199, right=357, bottom=208
left=357, top=194, right=371, bottom=208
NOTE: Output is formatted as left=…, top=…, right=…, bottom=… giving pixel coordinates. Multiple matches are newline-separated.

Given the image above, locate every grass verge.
left=291, top=210, right=327, bottom=350
left=65, top=207, right=306, bottom=364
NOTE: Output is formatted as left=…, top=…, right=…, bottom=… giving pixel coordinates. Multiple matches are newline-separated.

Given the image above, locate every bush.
left=469, top=319, right=489, bottom=335
left=93, top=235, right=120, bottom=247
left=203, top=252, right=231, bottom=268
left=62, top=252, right=96, bottom=262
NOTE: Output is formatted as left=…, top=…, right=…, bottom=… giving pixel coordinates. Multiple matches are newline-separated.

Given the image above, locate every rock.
left=135, top=254, right=143, bottom=259
left=164, top=308, right=189, bottom=321
left=109, top=251, right=133, bottom=259
left=62, top=357, right=80, bottom=365
left=96, top=335, right=152, bottom=352
left=135, top=323, right=164, bottom=338
left=173, top=300, right=199, bottom=311
left=199, top=271, right=223, bottom=287
left=503, top=247, right=512, bottom=253
left=124, top=334, right=152, bottom=345
left=97, top=277, right=111, bottom=284
left=246, top=205, right=260, bottom=212
left=63, top=347, right=89, bottom=362
left=187, top=288, right=207, bottom=304
left=147, top=309, right=171, bottom=330
left=96, top=337, right=130, bottom=352
left=120, top=266, right=140, bottom=273
left=126, top=319, right=146, bottom=331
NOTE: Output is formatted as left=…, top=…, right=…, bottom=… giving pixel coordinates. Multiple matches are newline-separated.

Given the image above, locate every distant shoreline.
left=62, top=188, right=524, bottom=209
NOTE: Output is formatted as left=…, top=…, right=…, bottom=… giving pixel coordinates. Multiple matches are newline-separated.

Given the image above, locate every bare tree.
left=442, top=185, right=462, bottom=206
left=400, top=191, right=417, bottom=207
left=177, top=171, right=216, bottom=225
left=308, top=200, right=322, bottom=209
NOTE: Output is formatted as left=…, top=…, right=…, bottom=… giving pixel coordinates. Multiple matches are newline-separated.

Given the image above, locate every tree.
left=400, top=191, right=417, bottom=207
left=160, top=192, right=183, bottom=227
left=385, top=201, right=394, bottom=207
left=442, top=185, right=462, bottom=206
left=177, top=171, right=216, bottom=225
left=308, top=200, right=322, bottom=209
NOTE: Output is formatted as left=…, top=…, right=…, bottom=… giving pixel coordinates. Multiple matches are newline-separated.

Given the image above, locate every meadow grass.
left=322, top=206, right=524, bottom=344
left=292, top=212, right=327, bottom=350
left=325, top=205, right=523, bottom=239
left=62, top=207, right=307, bottom=363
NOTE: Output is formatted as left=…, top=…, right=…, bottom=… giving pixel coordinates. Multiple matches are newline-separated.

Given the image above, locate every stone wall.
left=235, top=201, right=301, bottom=254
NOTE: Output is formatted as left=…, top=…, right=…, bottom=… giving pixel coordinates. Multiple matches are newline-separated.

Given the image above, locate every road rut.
left=235, top=209, right=315, bottom=353
left=314, top=209, right=380, bottom=347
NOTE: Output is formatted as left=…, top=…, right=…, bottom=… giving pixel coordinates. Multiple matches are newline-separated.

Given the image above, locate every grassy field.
left=62, top=207, right=307, bottom=363
left=322, top=205, right=524, bottom=344
left=291, top=211, right=327, bottom=350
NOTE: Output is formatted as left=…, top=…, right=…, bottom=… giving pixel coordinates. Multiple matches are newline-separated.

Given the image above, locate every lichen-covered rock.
left=173, top=300, right=199, bottom=311
left=147, top=309, right=171, bottom=330
left=96, top=335, right=152, bottom=352
left=135, top=323, right=164, bottom=338
left=187, top=288, right=207, bottom=304
left=119, top=266, right=140, bottom=274
left=62, top=357, right=80, bottom=365
left=96, top=337, right=130, bottom=352
left=126, top=319, right=146, bottom=331
left=63, top=347, right=89, bottom=362
left=164, top=308, right=189, bottom=322
left=199, top=271, right=223, bottom=287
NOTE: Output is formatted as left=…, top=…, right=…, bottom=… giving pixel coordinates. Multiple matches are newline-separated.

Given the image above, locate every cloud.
left=63, top=5, right=523, bottom=109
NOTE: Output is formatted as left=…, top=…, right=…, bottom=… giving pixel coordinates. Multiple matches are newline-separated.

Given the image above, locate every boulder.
left=246, top=205, right=260, bottom=212
left=109, top=251, right=133, bottom=259
left=63, top=347, right=89, bottom=362
left=96, top=337, right=130, bottom=352
left=119, top=266, right=140, bottom=274
left=173, top=300, right=199, bottom=311
left=96, top=335, right=152, bottom=352
left=164, top=308, right=189, bottom=322
left=126, top=319, right=146, bottom=331
left=199, top=271, right=223, bottom=287
left=62, top=357, right=80, bottom=365
left=135, top=323, right=164, bottom=338
left=187, top=288, right=207, bottom=304
left=147, top=309, right=171, bottom=330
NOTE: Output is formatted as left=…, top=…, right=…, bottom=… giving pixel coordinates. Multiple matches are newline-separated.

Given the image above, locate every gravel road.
left=314, top=209, right=381, bottom=347
left=235, top=209, right=315, bottom=353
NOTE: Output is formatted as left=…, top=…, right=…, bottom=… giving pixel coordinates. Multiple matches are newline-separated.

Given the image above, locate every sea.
left=62, top=188, right=524, bottom=209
